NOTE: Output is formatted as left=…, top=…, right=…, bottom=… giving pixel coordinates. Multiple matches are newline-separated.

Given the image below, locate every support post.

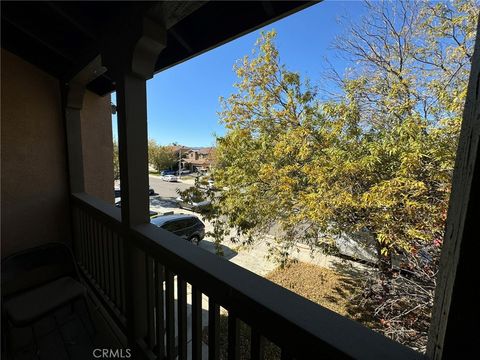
left=65, top=82, right=86, bottom=193
left=427, top=19, right=480, bottom=359
left=101, top=14, right=166, bottom=348
left=64, top=56, right=107, bottom=194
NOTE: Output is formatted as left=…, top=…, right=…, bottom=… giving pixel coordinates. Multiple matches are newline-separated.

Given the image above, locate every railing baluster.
left=155, top=261, right=165, bottom=360
left=119, top=235, right=126, bottom=314
left=99, top=223, right=105, bottom=290
left=88, top=213, right=94, bottom=275
left=191, top=286, right=202, bottom=360
left=87, top=215, right=94, bottom=276
left=113, top=233, right=121, bottom=311
left=83, top=212, right=89, bottom=272
left=146, top=255, right=155, bottom=350
left=102, top=224, right=108, bottom=295
left=79, top=209, right=87, bottom=268
left=208, top=299, right=220, bottom=360
left=100, top=223, right=106, bottom=289
left=165, top=269, right=175, bottom=360
left=177, top=277, right=187, bottom=359
left=72, top=208, right=79, bottom=258
left=107, top=228, right=114, bottom=300
left=228, top=313, right=240, bottom=360
left=251, top=329, right=265, bottom=360
left=93, top=218, right=99, bottom=282
left=77, top=209, right=84, bottom=266
left=97, top=220, right=103, bottom=286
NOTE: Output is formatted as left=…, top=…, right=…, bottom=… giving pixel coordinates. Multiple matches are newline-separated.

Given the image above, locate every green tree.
left=200, top=1, right=477, bottom=350
left=210, top=0, right=477, bottom=269
left=113, top=139, right=120, bottom=180
left=148, top=139, right=177, bottom=172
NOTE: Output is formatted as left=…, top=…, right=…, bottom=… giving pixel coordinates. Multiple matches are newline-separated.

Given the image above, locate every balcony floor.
left=5, top=294, right=123, bottom=360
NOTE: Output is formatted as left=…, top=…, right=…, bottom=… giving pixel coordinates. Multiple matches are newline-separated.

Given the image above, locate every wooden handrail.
left=71, top=192, right=424, bottom=360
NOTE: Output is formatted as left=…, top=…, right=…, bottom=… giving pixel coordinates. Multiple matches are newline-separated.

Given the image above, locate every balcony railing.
left=71, top=192, right=424, bottom=360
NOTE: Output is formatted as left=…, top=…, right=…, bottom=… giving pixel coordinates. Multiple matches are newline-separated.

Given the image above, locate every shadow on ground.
left=198, top=239, right=238, bottom=260
left=329, top=259, right=378, bottom=327
left=150, top=196, right=179, bottom=209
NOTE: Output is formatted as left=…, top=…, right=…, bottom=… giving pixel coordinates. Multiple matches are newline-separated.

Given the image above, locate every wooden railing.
left=71, top=193, right=127, bottom=331
left=71, top=192, right=424, bottom=360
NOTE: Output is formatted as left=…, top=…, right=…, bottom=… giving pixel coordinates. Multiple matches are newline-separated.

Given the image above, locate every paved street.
left=149, top=174, right=193, bottom=199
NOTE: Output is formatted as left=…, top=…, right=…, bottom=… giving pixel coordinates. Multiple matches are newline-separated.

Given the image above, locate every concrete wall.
left=1, top=49, right=71, bottom=257
left=1, top=49, right=115, bottom=257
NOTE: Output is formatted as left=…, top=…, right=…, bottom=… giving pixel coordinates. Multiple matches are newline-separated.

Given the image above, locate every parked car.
left=162, top=174, right=178, bottom=182
left=176, top=193, right=212, bottom=213
left=160, top=170, right=175, bottom=176
left=114, top=200, right=158, bottom=217
left=151, top=214, right=205, bottom=244
left=177, top=169, right=191, bottom=175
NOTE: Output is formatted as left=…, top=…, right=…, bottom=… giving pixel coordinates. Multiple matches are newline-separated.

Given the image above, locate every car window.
left=185, top=218, right=198, bottom=227
left=177, top=219, right=192, bottom=229
left=161, top=221, right=176, bottom=231
left=162, top=219, right=187, bottom=231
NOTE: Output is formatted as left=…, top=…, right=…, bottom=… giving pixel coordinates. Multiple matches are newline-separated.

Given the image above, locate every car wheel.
left=189, top=236, right=200, bottom=245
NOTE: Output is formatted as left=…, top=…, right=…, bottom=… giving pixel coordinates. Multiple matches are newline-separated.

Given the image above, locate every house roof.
left=168, top=145, right=191, bottom=153
left=187, top=147, right=215, bottom=155
left=1, top=1, right=315, bottom=96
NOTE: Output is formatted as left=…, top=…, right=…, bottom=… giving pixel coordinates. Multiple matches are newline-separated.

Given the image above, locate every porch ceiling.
left=1, top=1, right=315, bottom=96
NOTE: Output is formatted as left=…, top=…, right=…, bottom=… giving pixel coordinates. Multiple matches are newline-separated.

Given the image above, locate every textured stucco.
left=1, top=49, right=115, bottom=257
left=1, top=49, right=71, bottom=257
left=82, top=90, right=114, bottom=204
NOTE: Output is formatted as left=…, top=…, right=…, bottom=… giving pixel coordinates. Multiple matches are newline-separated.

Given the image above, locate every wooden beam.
left=45, top=1, right=97, bottom=40
left=2, top=15, right=74, bottom=63
left=427, top=17, right=480, bottom=359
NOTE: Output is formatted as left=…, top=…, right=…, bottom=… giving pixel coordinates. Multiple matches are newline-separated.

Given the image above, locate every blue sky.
left=112, top=0, right=367, bottom=147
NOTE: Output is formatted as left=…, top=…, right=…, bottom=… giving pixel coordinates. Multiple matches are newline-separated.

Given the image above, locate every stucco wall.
left=82, top=91, right=114, bottom=204
left=1, top=49, right=115, bottom=257
left=1, top=49, right=71, bottom=257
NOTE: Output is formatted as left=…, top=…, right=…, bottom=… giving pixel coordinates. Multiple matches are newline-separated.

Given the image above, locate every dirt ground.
left=203, top=262, right=375, bottom=360
left=266, top=261, right=365, bottom=319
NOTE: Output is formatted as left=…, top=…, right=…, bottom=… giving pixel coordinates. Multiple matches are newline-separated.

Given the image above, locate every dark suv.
left=151, top=214, right=205, bottom=245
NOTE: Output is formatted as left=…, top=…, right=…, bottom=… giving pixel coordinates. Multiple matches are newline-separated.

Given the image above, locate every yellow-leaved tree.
left=177, top=0, right=479, bottom=351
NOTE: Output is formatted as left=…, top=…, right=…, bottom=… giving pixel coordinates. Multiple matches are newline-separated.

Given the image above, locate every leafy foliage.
left=181, top=0, right=478, bottom=351
left=211, top=0, right=477, bottom=269
left=148, top=139, right=177, bottom=172
left=113, top=139, right=120, bottom=180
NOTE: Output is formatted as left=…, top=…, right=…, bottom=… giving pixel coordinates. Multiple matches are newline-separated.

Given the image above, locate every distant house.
left=168, top=145, right=191, bottom=156
left=184, top=147, right=215, bottom=172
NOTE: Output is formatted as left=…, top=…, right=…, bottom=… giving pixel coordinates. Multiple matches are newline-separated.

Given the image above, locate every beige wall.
left=1, top=49, right=71, bottom=257
left=1, top=49, right=115, bottom=257
left=81, top=91, right=114, bottom=204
